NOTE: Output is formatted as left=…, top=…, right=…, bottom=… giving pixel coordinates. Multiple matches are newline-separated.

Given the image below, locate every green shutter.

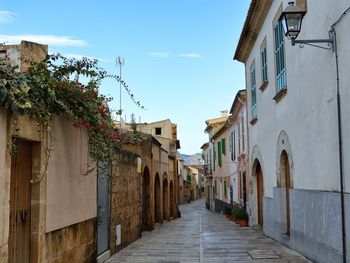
left=218, top=141, right=222, bottom=167
left=221, top=138, right=226, bottom=155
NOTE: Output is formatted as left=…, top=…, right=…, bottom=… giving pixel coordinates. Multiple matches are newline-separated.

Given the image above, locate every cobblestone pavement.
left=107, top=199, right=311, bottom=263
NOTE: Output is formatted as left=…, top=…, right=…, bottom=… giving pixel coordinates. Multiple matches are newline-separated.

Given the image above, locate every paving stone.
left=107, top=199, right=311, bottom=263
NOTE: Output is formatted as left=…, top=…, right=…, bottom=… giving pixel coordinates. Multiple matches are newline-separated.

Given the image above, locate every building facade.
left=234, top=1, right=350, bottom=262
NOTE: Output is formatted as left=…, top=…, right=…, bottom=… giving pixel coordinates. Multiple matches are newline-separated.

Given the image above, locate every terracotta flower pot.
left=230, top=215, right=236, bottom=221
left=239, top=219, right=248, bottom=227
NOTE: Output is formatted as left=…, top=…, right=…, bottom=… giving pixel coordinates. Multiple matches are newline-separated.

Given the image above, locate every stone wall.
left=110, top=150, right=142, bottom=254
left=45, top=218, right=96, bottom=263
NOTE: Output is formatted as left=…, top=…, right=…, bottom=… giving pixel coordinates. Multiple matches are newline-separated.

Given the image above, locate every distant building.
left=203, top=114, right=228, bottom=211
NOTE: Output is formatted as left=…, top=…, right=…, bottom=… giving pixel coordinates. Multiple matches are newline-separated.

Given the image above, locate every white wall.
left=245, top=0, right=350, bottom=197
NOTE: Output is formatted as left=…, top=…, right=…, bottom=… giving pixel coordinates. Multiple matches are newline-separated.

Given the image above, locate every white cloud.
left=0, top=11, right=17, bottom=24
left=178, top=53, right=203, bottom=59
left=0, top=34, right=87, bottom=47
left=149, top=51, right=171, bottom=58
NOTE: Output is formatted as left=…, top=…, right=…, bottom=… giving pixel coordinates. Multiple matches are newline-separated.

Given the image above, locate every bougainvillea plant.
left=0, top=52, right=141, bottom=172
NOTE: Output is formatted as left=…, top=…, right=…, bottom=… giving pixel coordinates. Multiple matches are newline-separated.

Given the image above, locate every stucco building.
left=203, top=114, right=228, bottom=212
left=234, top=1, right=350, bottom=262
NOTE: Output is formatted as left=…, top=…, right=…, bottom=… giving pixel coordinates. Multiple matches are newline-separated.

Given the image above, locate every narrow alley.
left=107, top=199, right=310, bottom=263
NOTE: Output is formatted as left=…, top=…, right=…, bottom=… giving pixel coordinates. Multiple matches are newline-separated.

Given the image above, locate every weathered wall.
left=0, top=109, right=8, bottom=262
left=45, top=218, right=96, bottom=263
left=46, top=117, right=97, bottom=232
left=110, top=150, right=142, bottom=254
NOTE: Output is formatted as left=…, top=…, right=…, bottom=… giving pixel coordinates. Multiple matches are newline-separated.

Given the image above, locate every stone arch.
left=250, top=145, right=265, bottom=226
left=154, top=173, right=161, bottom=223
left=169, top=180, right=174, bottom=218
left=163, top=177, right=169, bottom=221
left=276, top=131, right=294, bottom=235
left=142, top=166, right=151, bottom=230
left=276, top=130, right=294, bottom=187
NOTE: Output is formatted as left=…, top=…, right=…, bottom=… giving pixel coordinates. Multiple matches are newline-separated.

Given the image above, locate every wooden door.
left=9, top=140, right=32, bottom=263
left=256, top=164, right=264, bottom=226
left=285, top=156, right=291, bottom=235
left=242, top=172, right=247, bottom=210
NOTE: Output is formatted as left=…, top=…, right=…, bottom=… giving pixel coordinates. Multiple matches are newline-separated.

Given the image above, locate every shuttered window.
left=261, top=45, right=268, bottom=82
left=251, top=66, right=257, bottom=119
left=221, top=138, right=226, bottom=155
left=218, top=141, right=222, bottom=167
left=275, top=21, right=287, bottom=92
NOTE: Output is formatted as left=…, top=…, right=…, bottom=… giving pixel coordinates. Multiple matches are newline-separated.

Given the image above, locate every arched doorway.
left=170, top=181, right=174, bottom=218
left=254, top=160, right=264, bottom=226
left=154, top=173, right=161, bottom=223
left=280, top=150, right=292, bottom=235
left=142, top=167, right=150, bottom=230
left=163, top=178, right=169, bottom=221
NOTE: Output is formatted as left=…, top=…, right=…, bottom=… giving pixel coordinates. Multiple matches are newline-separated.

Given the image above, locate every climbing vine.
left=0, top=52, right=143, bottom=171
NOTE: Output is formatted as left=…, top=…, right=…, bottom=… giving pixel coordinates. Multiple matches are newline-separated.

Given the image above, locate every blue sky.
left=1, top=1, right=250, bottom=154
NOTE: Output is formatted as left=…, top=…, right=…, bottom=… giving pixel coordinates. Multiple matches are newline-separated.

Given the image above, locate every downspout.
left=331, top=27, right=346, bottom=263
left=330, top=7, right=350, bottom=261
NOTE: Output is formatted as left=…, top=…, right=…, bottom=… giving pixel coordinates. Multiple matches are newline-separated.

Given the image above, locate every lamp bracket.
left=291, top=31, right=335, bottom=51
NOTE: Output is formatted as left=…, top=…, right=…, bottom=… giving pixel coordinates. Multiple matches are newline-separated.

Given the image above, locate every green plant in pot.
left=236, top=206, right=249, bottom=227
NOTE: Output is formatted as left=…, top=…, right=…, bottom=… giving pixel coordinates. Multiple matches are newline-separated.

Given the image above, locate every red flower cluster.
left=98, top=105, right=108, bottom=118
left=73, top=120, right=95, bottom=131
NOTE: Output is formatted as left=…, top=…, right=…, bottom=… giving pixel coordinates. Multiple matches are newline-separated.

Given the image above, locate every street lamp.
left=280, top=2, right=346, bottom=263
left=279, top=1, right=334, bottom=50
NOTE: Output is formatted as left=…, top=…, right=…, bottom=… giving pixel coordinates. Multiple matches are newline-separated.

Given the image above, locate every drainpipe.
left=331, top=28, right=346, bottom=263
left=331, top=7, right=350, bottom=261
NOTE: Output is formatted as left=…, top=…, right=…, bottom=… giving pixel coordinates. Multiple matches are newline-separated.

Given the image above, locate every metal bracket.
left=291, top=30, right=335, bottom=51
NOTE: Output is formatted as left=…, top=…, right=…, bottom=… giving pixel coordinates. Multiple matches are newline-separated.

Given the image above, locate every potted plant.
left=229, top=209, right=236, bottom=221
left=224, top=205, right=231, bottom=217
left=236, top=206, right=249, bottom=227
left=232, top=204, right=240, bottom=223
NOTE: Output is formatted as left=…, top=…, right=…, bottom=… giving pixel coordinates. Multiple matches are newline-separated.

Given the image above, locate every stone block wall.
left=45, top=218, right=96, bottom=263
left=110, top=150, right=142, bottom=254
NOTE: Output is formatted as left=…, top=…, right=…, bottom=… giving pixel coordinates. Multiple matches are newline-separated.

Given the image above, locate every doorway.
left=280, top=150, right=291, bottom=235
left=9, top=140, right=33, bottom=263
left=255, top=162, right=264, bottom=226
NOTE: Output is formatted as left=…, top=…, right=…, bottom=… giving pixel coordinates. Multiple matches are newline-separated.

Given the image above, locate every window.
left=241, top=115, right=245, bottom=152
left=275, top=20, right=286, bottom=92
left=187, top=175, right=191, bottom=181
left=155, top=127, right=162, bottom=135
left=224, top=180, right=227, bottom=196
left=217, top=141, right=222, bottom=167
left=238, top=124, right=241, bottom=155
left=261, top=45, right=268, bottom=82
left=209, top=149, right=212, bottom=172
left=213, top=145, right=216, bottom=171
left=250, top=65, right=257, bottom=119
left=230, top=131, right=234, bottom=161
left=221, top=138, right=226, bottom=155
left=233, top=130, right=236, bottom=160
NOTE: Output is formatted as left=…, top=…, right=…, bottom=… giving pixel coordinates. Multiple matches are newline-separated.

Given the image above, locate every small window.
left=221, top=138, right=226, bottom=155
left=274, top=20, right=287, bottom=92
left=250, top=65, right=257, bottom=119
left=224, top=181, right=227, bottom=196
left=217, top=141, right=222, bottom=167
left=238, top=124, right=241, bottom=154
left=241, top=115, right=245, bottom=152
left=155, top=127, right=162, bottom=135
left=261, top=45, right=268, bottom=82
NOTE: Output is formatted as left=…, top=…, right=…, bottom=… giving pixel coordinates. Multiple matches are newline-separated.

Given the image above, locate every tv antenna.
left=116, top=56, right=124, bottom=126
